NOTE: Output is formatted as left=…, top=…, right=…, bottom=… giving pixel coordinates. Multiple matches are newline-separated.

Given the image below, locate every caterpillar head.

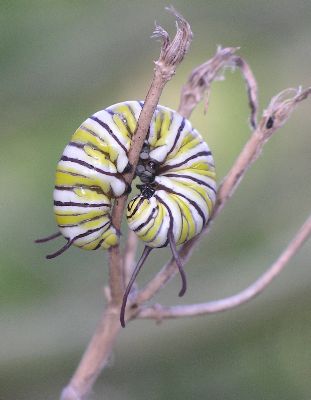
left=136, top=183, right=156, bottom=199
left=136, top=142, right=160, bottom=184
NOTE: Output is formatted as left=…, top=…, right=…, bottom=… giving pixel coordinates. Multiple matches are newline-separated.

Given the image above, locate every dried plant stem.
left=133, top=82, right=311, bottom=312
left=138, top=214, right=311, bottom=319
left=108, top=67, right=172, bottom=305
left=108, top=7, right=192, bottom=306
left=60, top=307, right=121, bottom=400
left=178, top=46, right=258, bottom=127
left=215, top=122, right=274, bottom=217
left=59, top=13, right=311, bottom=398
left=60, top=8, right=192, bottom=400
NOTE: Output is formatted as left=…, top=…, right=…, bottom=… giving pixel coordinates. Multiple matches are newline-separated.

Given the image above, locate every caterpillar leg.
left=168, top=230, right=187, bottom=297
left=120, top=246, right=153, bottom=328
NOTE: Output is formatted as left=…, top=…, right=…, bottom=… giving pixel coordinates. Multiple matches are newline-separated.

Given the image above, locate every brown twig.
left=59, top=19, right=311, bottom=399
left=138, top=214, right=311, bottom=319
left=60, top=8, right=192, bottom=400
left=108, top=5, right=192, bottom=306
left=60, top=307, right=121, bottom=400
left=178, top=46, right=258, bottom=127
left=216, top=86, right=311, bottom=217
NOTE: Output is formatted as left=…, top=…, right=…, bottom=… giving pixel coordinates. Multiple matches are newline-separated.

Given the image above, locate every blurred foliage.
left=0, top=1, right=310, bottom=399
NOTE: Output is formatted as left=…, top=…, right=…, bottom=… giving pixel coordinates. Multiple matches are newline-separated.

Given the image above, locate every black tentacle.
left=120, top=246, right=153, bottom=328
left=35, top=232, right=62, bottom=243
left=168, top=230, right=187, bottom=297
left=46, top=239, right=73, bottom=259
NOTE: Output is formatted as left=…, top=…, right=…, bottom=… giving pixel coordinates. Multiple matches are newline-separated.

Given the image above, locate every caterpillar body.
left=36, top=101, right=217, bottom=326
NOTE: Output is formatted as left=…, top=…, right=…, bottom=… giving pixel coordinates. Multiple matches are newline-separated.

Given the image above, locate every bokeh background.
left=1, top=1, right=310, bottom=399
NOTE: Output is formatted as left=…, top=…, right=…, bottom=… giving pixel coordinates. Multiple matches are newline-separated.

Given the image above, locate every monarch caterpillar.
left=36, top=101, right=216, bottom=326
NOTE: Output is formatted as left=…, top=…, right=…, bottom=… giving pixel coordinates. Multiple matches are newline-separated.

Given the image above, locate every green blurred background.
left=1, top=1, right=310, bottom=399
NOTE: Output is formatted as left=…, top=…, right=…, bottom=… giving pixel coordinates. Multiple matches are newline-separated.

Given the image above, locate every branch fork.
left=60, top=8, right=311, bottom=400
